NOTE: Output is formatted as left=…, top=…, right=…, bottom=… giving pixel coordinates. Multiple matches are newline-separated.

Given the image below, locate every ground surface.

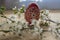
left=0, top=10, right=60, bottom=40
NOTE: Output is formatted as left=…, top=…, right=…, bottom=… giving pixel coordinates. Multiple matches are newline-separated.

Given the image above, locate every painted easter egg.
left=25, top=3, right=40, bottom=24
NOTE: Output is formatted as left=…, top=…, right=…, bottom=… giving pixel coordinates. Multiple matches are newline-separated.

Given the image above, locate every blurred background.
left=0, top=0, right=60, bottom=10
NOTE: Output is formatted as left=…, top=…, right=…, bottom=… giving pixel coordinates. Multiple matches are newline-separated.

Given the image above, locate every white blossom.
left=12, top=6, right=17, bottom=10
left=30, top=19, right=37, bottom=25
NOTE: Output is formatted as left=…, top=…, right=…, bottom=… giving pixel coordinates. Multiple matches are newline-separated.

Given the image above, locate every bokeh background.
left=0, top=0, right=60, bottom=10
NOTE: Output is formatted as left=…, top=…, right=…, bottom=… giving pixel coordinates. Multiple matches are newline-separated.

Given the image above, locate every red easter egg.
left=25, top=3, right=40, bottom=24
